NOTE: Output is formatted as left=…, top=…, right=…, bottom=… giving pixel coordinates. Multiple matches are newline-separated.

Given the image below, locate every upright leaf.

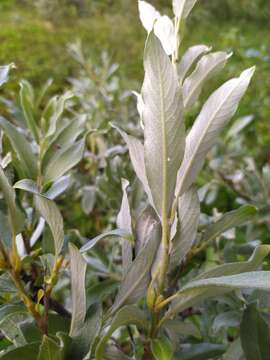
left=117, top=179, right=133, bottom=276
left=183, top=51, right=231, bottom=109
left=108, top=218, right=161, bottom=316
left=173, top=0, right=199, bottom=19
left=178, top=44, right=211, bottom=83
left=113, top=125, right=154, bottom=209
left=44, top=138, right=85, bottom=184
left=69, top=244, right=87, bottom=338
left=0, top=166, right=24, bottom=234
left=138, top=0, right=160, bottom=32
left=135, top=206, right=160, bottom=255
left=35, top=196, right=64, bottom=255
left=0, top=116, right=38, bottom=179
left=154, top=16, right=175, bottom=56
left=96, top=305, right=148, bottom=360
left=0, top=64, right=15, bottom=87
left=169, top=186, right=200, bottom=270
left=240, top=304, right=270, bottom=360
left=142, top=32, right=185, bottom=217
left=151, top=336, right=173, bottom=360
left=38, top=336, right=64, bottom=360
left=176, top=67, right=255, bottom=196
left=19, top=80, right=39, bottom=142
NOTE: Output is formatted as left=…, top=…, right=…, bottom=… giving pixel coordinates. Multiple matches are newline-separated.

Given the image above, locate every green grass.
left=0, top=1, right=270, bottom=158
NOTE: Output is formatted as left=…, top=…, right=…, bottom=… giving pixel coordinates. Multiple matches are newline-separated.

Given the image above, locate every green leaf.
left=240, top=304, right=270, bottom=360
left=176, top=67, right=255, bottom=196
left=35, top=195, right=64, bottom=255
left=196, top=245, right=270, bottom=280
left=80, top=229, right=132, bottom=253
left=95, top=305, right=148, bottom=360
left=166, top=272, right=270, bottom=319
left=0, top=116, right=38, bottom=179
left=176, top=342, right=226, bottom=360
left=14, top=179, right=39, bottom=194
left=44, top=138, right=85, bottom=184
left=142, top=32, right=185, bottom=217
left=19, top=80, right=39, bottom=142
left=200, top=205, right=258, bottom=246
left=70, top=303, right=102, bottom=359
left=42, top=115, right=86, bottom=170
left=38, top=335, right=64, bottom=360
left=0, top=342, right=40, bottom=359
left=108, top=218, right=161, bottom=316
left=0, top=166, right=25, bottom=234
left=223, top=338, right=243, bottom=360
left=151, top=336, right=173, bottom=360
left=170, top=186, right=200, bottom=270
left=69, top=243, right=87, bottom=338
left=0, top=305, right=28, bottom=346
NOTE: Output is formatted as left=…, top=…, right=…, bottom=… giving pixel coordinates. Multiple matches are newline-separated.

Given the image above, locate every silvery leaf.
left=138, top=0, right=160, bottom=32
left=176, top=66, right=255, bottom=196
left=142, top=32, right=185, bottom=218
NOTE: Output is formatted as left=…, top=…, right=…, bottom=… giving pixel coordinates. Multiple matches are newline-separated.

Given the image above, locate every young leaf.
left=44, top=138, right=85, bottom=184
left=38, top=335, right=64, bottom=360
left=154, top=16, right=175, bottom=56
left=169, top=186, right=200, bottom=270
left=178, top=44, right=211, bottom=83
left=142, top=32, right=185, bottom=217
left=138, top=0, right=160, bottom=32
left=240, top=304, right=270, bottom=360
left=112, top=124, right=155, bottom=210
left=0, top=116, right=38, bottom=179
left=151, top=336, right=173, bottom=360
left=42, top=115, right=86, bottom=170
left=69, top=243, right=87, bottom=338
left=19, top=80, right=39, bottom=142
left=166, top=271, right=270, bottom=319
left=96, top=305, right=148, bottom=360
left=200, top=204, right=257, bottom=246
left=176, top=67, right=255, bottom=196
left=108, top=219, right=161, bottom=316
left=0, top=166, right=25, bottom=234
left=173, top=0, right=199, bottom=19
left=0, top=64, right=15, bottom=87
left=117, top=179, right=133, bottom=276
left=135, top=205, right=160, bottom=255
left=196, top=245, right=270, bottom=280
left=183, top=51, right=231, bottom=109
left=35, top=196, right=64, bottom=255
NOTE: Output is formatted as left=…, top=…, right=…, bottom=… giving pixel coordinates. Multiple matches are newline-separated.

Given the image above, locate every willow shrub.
left=0, top=1, right=269, bottom=359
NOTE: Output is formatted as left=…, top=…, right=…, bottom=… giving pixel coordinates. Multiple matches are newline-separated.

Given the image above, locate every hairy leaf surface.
left=142, top=32, right=184, bottom=217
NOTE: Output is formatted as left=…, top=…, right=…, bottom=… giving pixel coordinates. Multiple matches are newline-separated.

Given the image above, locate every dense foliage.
left=0, top=0, right=269, bottom=359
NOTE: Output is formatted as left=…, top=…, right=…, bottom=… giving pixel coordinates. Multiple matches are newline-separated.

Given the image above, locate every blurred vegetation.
left=0, top=0, right=270, bottom=158
left=0, top=0, right=270, bottom=225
